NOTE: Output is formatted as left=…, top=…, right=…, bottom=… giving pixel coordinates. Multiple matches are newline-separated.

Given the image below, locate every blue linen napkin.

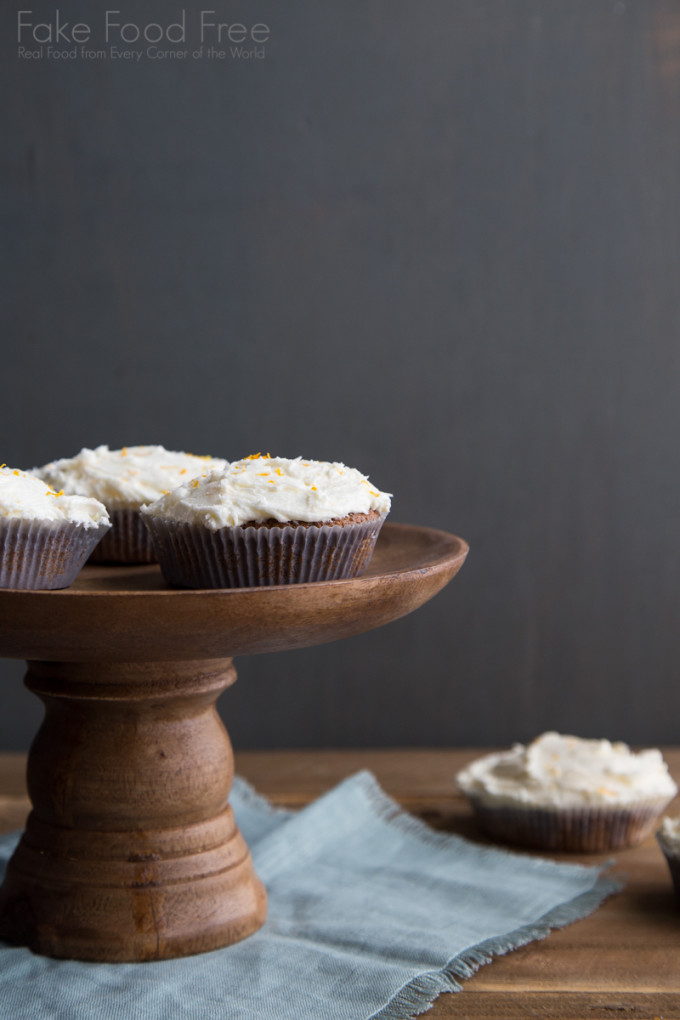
left=0, top=770, right=619, bottom=1020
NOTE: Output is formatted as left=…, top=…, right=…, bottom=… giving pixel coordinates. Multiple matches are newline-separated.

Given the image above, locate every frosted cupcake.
left=0, top=466, right=110, bottom=589
left=141, top=454, right=391, bottom=587
left=34, top=445, right=227, bottom=563
left=457, top=732, right=678, bottom=852
left=656, top=817, right=680, bottom=907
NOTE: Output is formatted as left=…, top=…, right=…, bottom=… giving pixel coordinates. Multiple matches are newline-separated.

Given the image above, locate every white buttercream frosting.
left=0, top=466, right=110, bottom=528
left=34, top=445, right=227, bottom=511
left=141, top=454, right=392, bottom=529
left=457, top=732, right=678, bottom=809
left=658, top=816, right=680, bottom=849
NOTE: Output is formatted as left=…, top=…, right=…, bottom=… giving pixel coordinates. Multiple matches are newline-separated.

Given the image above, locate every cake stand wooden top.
left=0, top=523, right=468, bottom=662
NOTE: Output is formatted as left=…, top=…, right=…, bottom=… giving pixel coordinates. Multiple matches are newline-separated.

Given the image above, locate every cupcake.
left=457, top=732, right=678, bottom=852
left=656, top=817, right=680, bottom=906
left=141, top=453, right=391, bottom=587
left=34, top=445, right=227, bottom=563
left=0, top=466, right=110, bottom=589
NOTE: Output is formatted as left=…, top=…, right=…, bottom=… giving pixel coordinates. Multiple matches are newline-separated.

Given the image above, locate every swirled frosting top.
left=457, top=732, right=678, bottom=808
left=0, top=466, right=110, bottom=528
left=34, top=445, right=227, bottom=511
left=141, top=454, right=392, bottom=529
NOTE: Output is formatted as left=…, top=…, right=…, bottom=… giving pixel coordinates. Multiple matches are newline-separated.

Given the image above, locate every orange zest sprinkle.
left=13, top=470, right=20, bottom=476
left=0, top=464, right=6, bottom=470
left=256, top=472, right=269, bottom=476
left=369, top=490, right=379, bottom=496
left=245, top=453, right=262, bottom=460
left=191, top=479, right=201, bottom=488
left=121, top=447, right=128, bottom=456
left=275, top=468, right=283, bottom=476
left=266, top=452, right=272, bottom=458
left=311, top=485, right=317, bottom=491
left=180, top=469, right=187, bottom=474
left=267, top=479, right=275, bottom=484
left=47, top=489, right=64, bottom=497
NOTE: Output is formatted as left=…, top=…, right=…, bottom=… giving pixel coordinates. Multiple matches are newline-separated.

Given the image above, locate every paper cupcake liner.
left=468, top=797, right=672, bottom=852
left=142, top=514, right=386, bottom=588
left=0, top=518, right=111, bottom=590
left=88, top=509, right=156, bottom=564
left=656, top=831, right=680, bottom=907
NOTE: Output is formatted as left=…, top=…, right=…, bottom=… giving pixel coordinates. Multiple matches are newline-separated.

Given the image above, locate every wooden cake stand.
left=0, top=523, right=468, bottom=962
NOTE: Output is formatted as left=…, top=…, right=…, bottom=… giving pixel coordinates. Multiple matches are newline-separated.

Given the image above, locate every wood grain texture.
left=0, top=661, right=267, bottom=961
left=0, top=525, right=468, bottom=660
left=0, top=527, right=466, bottom=961
left=420, top=992, right=680, bottom=1019
left=233, top=749, right=680, bottom=1014
left=1, top=748, right=679, bottom=1011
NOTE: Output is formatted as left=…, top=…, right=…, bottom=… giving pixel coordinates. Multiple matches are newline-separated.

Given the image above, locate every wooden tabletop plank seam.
left=1, top=749, right=679, bottom=1014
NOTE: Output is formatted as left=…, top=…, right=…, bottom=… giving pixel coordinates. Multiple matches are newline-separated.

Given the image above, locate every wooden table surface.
left=1, top=748, right=679, bottom=1019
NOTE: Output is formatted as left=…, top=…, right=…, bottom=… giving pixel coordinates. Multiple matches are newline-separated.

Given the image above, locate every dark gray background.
left=1, top=0, right=679, bottom=751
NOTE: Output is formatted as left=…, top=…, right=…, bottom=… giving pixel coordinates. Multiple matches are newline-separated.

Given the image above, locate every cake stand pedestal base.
left=0, top=658, right=266, bottom=962
left=0, top=523, right=469, bottom=961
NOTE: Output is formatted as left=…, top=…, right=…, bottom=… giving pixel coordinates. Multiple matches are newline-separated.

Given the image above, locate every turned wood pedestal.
left=2, top=748, right=679, bottom=1016
left=0, top=523, right=468, bottom=962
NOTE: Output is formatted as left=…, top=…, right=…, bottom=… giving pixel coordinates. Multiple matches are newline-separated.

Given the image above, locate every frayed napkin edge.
left=238, top=766, right=623, bottom=1020
left=0, top=769, right=622, bottom=1020
left=368, top=873, right=621, bottom=1020
left=360, top=781, right=623, bottom=1020
left=232, top=773, right=294, bottom=820
left=353, top=769, right=604, bottom=866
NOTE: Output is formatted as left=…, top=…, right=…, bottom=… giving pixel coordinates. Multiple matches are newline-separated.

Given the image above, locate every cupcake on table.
left=34, top=445, right=227, bottom=563
left=457, top=732, right=677, bottom=852
left=141, top=453, right=392, bottom=587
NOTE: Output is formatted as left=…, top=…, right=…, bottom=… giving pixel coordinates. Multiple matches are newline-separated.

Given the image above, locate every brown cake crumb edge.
left=240, top=510, right=382, bottom=530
